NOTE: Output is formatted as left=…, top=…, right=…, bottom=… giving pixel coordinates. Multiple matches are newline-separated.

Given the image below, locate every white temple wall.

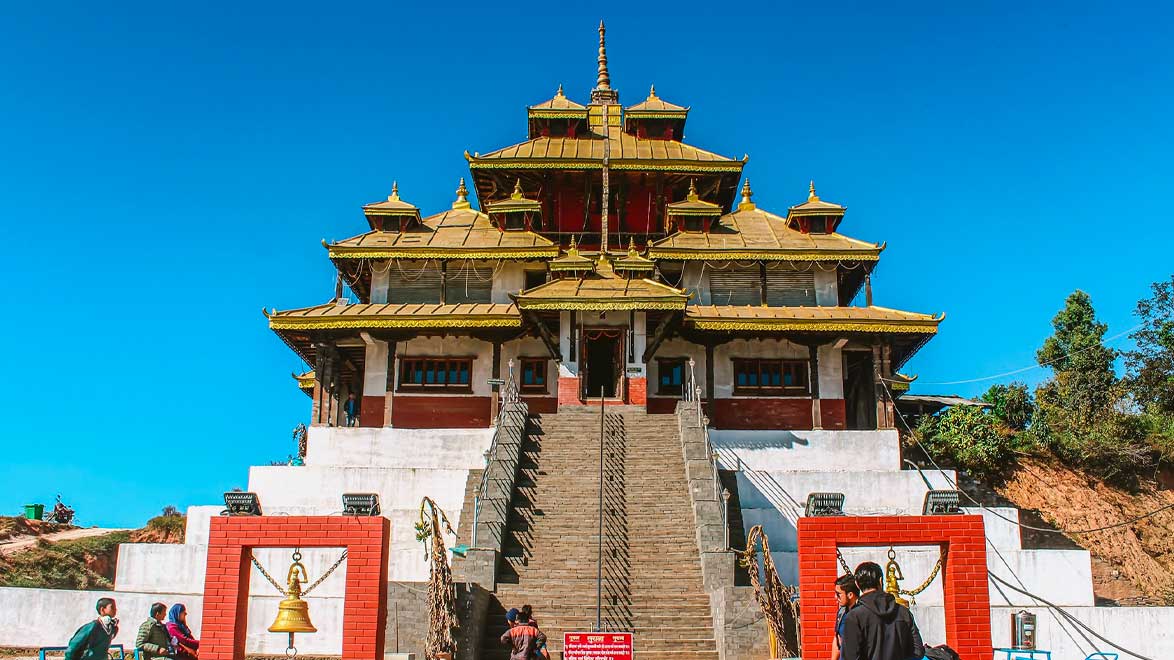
left=502, top=336, right=558, bottom=395
left=711, top=429, right=902, bottom=472
left=395, top=336, right=493, bottom=396
left=818, top=343, right=844, bottom=397
left=370, top=260, right=390, bottom=303
left=491, top=262, right=526, bottom=303
left=814, top=267, right=838, bottom=305
left=713, top=339, right=808, bottom=398
left=363, top=338, right=389, bottom=395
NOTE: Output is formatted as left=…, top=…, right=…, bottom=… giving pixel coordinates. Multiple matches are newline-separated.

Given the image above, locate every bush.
left=917, top=405, right=1016, bottom=480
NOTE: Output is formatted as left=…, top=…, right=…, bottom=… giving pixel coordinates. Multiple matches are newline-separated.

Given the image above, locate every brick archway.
left=202, top=515, right=391, bottom=660
left=797, top=514, right=993, bottom=659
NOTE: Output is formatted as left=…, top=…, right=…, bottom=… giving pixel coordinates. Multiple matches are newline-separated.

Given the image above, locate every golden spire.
left=597, top=21, right=611, bottom=90
left=388, top=181, right=400, bottom=202
left=738, top=178, right=756, bottom=211
left=591, top=21, right=619, bottom=103
left=649, top=84, right=657, bottom=98
left=686, top=178, right=699, bottom=202
left=567, top=235, right=580, bottom=256
left=808, top=180, right=820, bottom=202
left=556, top=83, right=565, bottom=97
left=511, top=178, right=524, bottom=200
left=627, top=237, right=639, bottom=257
left=452, top=177, right=470, bottom=209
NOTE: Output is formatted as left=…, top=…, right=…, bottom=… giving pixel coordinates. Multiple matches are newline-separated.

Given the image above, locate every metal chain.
left=836, top=549, right=851, bottom=574
left=302, top=549, right=348, bottom=595
left=901, top=548, right=947, bottom=598
left=249, top=549, right=349, bottom=596
left=250, top=553, right=286, bottom=594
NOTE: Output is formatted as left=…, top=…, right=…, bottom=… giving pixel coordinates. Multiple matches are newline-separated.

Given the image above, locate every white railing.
left=471, top=360, right=520, bottom=548
left=682, top=358, right=729, bottom=549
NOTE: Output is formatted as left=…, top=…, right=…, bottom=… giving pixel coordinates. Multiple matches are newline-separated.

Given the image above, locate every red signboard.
left=563, top=632, right=633, bottom=660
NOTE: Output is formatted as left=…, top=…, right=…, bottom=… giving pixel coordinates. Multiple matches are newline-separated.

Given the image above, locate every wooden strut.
left=642, top=311, right=681, bottom=363
left=523, top=310, right=562, bottom=361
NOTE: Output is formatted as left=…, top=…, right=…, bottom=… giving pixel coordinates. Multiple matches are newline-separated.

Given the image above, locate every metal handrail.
left=471, top=360, right=519, bottom=548
left=680, top=362, right=729, bottom=550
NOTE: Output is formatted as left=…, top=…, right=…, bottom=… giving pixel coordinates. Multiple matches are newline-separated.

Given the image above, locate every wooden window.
left=519, top=358, right=548, bottom=393
left=657, top=358, right=687, bottom=396
left=524, top=269, right=547, bottom=291
left=398, top=357, right=473, bottom=392
left=732, top=358, right=809, bottom=396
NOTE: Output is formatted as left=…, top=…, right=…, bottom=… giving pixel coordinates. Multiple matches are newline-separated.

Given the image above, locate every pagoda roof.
left=528, top=85, right=588, bottom=117
left=648, top=205, right=882, bottom=261
left=625, top=86, right=688, bottom=116
left=362, top=183, right=421, bottom=218
left=788, top=182, right=846, bottom=217
left=485, top=180, right=542, bottom=214
left=293, top=371, right=315, bottom=397
left=666, top=180, right=722, bottom=216
left=513, top=260, right=689, bottom=311
left=547, top=236, right=596, bottom=272
left=468, top=125, right=742, bottom=173
left=612, top=239, right=655, bottom=272
left=267, top=302, right=522, bottom=330
left=684, top=305, right=942, bottom=333
left=327, top=206, right=557, bottom=260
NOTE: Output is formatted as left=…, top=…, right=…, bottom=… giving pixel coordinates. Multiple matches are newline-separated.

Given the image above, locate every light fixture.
left=804, top=492, right=845, bottom=517
left=223, top=491, right=262, bottom=516
left=922, top=490, right=962, bottom=515
left=342, top=493, right=381, bottom=516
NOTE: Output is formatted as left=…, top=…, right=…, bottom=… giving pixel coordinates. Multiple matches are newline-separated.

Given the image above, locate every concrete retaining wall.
left=711, top=429, right=901, bottom=472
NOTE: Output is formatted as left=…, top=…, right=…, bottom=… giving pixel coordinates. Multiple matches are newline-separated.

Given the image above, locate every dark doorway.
left=843, top=350, right=877, bottom=430
left=583, top=329, right=621, bottom=398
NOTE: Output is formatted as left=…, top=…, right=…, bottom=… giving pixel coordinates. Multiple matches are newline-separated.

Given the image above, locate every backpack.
left=923, top=645, right=961, bottom=660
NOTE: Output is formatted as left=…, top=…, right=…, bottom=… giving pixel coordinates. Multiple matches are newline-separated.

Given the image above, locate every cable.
left=884, top=380, right=1174, bottom=535
left=918, top=323, right=1145, bottom=386
left=988, top=572, right=1156, bottom=660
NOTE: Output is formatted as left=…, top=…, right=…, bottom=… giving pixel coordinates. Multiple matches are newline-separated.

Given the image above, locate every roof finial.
left=511, top=178, right=524, bottom=199
left=649, top=84, right=657, bottom=98
left=808, top=180, right=819, bottom=202
left=556, top=83, right=565, bottom=97
left=687, top=178, right=699, bottom=202
left=591, top=21, right=619, bottom=103
left=388, top=181, right=400, bottom=201
left=738, top=178, right=756, bottom=211
left=453, top=177, right=470, bottom=209
left=627, top=237, right=639, bottom=257
left=567, top=235, right=579, bottom=255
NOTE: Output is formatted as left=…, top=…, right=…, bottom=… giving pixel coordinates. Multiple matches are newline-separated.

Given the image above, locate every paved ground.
left=0, top=527, right=130, bottom=556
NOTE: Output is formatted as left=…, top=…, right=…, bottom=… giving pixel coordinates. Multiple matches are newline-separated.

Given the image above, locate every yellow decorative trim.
left=517, top=300, right=686, bottom=311
left=294, top=372, right=316, bottom=389
left=625, top=111, right=688, bottom=119
left=648, top=249, right=881, bottom=262
left=528, top=110, right=589, bottom=119
left=688, top=320, right=938, bottom=333
left=271, top=317, right=522, bottom=330
left=612, top=162, right=742, bottom=173
left=469, top=160, right=743, bottom=173
left=329, top=248, right=558, bottom=260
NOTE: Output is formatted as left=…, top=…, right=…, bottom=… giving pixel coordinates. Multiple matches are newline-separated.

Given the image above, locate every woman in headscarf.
left=165, top=604, right=200, bottom=659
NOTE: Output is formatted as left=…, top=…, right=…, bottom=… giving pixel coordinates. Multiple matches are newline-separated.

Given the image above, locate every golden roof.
left=468, top=125, right=741, bottom=172
left=529, top=85, right=588, bottom=117
left=685, top=305, right=942, bottom=333
left=268, top=302, right=522, bottom=330
left=625, top=85, right=688, bottom=116
left=649, top=204, right=882, bottom=261
left=613, top=238, right=655, bottom=272
left=514, top=260, right=689, bottom=310
left=486, top=179, right=542, bottom=214
left=328, top=205, right=557, bottom=260
left=362, top=182, right=421, bottom=219
left=787, top=181, right=846, bottom=217
left=666, top=180, right=722, bottom=216
left=548, top=236, right=596, bottom=272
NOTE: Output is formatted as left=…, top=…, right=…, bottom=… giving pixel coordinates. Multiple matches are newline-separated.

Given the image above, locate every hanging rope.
left=741, top=525, right=801, bottom=658
left=416, top=497, right=458, bottom=660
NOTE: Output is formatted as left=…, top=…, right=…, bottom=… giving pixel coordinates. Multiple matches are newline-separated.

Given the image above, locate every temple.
left=268, top=22, right=940, bottom=432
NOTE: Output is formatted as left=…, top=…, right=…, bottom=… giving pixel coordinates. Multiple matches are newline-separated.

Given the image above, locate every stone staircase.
left=481, top=406, right=719, bottom=660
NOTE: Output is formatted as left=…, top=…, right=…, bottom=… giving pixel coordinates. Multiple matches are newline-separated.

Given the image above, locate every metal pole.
left=596, top=385, right=605, bottom=631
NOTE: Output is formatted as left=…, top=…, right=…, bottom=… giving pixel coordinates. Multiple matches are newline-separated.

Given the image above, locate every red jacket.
left=500, top=623, right=546, bottom=660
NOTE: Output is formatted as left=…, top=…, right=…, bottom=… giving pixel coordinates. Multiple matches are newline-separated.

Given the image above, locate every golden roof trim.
left=468, top=159, right=744, bottom=173
left=271, top=316, right=522, bottom=330
left=688, top=319, right=939, bottom=333
left=516, top=300, right=687, bottom=311
left=646, top=248, right=881, bottom=261
left=328, top=247, right=559, bottom=260
left=294, top=371, right=315, bottom=389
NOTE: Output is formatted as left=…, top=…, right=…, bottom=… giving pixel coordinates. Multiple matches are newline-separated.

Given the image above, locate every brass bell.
left=884, top=547, right=911, bottom=608
left=269, top=554, right=317, bottom=647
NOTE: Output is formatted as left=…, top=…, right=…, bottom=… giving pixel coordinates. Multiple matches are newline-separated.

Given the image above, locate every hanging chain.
left=249, top=549, right=349, bottom=596
left=302, top=549, right=348, bottom=595
left=836, top=549, right=851, bottom=574
left=900, top=548, right=947, bottom=598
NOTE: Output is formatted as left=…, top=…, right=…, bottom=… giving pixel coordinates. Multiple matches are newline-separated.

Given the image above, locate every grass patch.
left=0, top=531, right=131, bottom=590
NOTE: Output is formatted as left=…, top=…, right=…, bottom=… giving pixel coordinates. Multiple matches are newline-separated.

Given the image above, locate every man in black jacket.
left=839, top=562, right=925, bottom=660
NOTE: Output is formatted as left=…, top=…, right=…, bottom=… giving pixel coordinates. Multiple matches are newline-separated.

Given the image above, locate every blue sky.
left=1, top=2, right=1171, bottom=527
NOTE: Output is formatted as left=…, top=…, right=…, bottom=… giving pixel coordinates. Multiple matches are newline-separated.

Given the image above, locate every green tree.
left=917, top=405, right=1013, bottom=480
left=982, top=382, right=1033, bottom=431
left=1124, top=275, right=1174, bottom=416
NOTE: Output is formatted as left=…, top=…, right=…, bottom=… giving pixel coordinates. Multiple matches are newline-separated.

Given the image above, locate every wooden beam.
left=523, top=310, right=562, bottom=361
left=642, top=311, right=681, bottom=363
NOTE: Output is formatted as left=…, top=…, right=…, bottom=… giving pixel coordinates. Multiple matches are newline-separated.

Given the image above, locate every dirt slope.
left=996, top=457, right=1174, bottom=604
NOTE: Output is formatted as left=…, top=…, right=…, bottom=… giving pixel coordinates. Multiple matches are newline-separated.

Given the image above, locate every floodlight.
left=223, top=491, right=262, bottom=516
left=804, top=492, right=845, bottom=517
left=922, top=490, right=962, bottom=515
left=342, top=493, right=381, bottom=516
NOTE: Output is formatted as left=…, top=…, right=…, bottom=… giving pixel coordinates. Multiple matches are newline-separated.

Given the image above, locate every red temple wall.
left=390, top=395, right=492, bottom=428
left=797, top=515, right=992, bottom=660
left=710, top=398, right=847, bottom=430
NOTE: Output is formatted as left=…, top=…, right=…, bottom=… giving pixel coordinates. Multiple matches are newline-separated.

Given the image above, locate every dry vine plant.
left=741, top=524, right=801, bottom=658
left=416, top=496, right=458, bottom=659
